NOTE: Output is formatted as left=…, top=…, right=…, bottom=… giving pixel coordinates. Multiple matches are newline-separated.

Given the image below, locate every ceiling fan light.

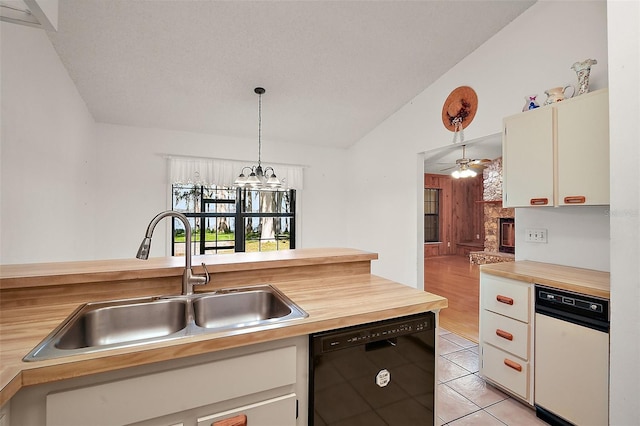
left=451, top=166, right=477, bottom=179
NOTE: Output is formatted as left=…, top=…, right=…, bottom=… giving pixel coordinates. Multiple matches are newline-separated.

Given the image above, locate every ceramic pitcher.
left=543, top=85, right=575, bottom=105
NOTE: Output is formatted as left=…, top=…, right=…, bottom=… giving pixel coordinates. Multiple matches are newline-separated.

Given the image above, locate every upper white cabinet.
left=502, top=89, right=609, bottom=207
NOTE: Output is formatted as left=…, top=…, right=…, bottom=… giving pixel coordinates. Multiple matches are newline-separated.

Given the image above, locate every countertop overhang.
left=0, top=248, right=447, bottom=406
left=480, top=260, right=610, bottom=299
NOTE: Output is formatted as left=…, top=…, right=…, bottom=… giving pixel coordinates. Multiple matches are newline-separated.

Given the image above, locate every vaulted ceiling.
left=46, top=0, right=535, bottom=149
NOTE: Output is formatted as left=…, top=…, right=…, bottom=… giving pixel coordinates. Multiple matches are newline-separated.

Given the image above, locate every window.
left=171, top=184, right=295, bottom=255
left=424, top=188, right=440, bottom=242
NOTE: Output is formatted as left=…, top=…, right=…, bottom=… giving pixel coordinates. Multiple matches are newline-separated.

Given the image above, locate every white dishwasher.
left=534, top=285, right=609, bottom=426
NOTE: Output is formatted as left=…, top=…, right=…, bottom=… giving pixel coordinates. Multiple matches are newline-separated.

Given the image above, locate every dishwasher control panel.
left=538, top=289, right=604, bottom=313
left=313, top=313, right=435, bottom=353
left=535, top=285, right=609, bottom=332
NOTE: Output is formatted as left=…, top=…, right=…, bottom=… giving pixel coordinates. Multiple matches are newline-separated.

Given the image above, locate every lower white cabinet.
left=9, top=336, right=308, bottom=426
left=197, top=393, right=297, bottom=426
left=479, top=273, right=534, bottom=404
left=481, top=344, right=529, bottom=400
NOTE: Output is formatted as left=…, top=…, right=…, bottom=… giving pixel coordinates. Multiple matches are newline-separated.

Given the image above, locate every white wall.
left=1, top=22, right=97, bottom=264
left=93, top=123, right=349, bottom=260
left=347, top=0, right=640, bottom=421
left=607, top=0, right=640, bottom=423
left=346, top=0, right=609, bottom=285
left=515, top=206, right=610, bottom=271
left=0, top=21, right=349, bottom=264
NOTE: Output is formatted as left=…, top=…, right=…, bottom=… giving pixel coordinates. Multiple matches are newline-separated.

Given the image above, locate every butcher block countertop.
left=0, top=248, right=447, bottom=406
left=480, top=260, right=610, bottom=299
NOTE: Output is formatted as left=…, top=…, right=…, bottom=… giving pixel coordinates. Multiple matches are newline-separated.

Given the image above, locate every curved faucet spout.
left=136, top=210, right=209, bottom=295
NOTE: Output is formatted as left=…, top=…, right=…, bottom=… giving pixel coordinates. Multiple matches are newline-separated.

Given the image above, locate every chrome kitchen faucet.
left=136, top=210, right=209, bottom=296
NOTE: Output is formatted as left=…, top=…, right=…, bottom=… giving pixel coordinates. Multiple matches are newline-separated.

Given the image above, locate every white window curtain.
left=169, top=156, right=304, bottom=189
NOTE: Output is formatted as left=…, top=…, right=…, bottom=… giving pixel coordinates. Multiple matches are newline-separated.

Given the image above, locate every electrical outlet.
left=525, top=228, right=548, bottom=243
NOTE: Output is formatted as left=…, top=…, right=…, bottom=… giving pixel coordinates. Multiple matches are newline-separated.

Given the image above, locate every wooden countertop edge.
left=0, top=297, right=446, bottom=405
left=0, top=248, right=378, bottom=289
left=0, top=266, right=447, bottom=405
left=480, top=260, right=610, bottom=299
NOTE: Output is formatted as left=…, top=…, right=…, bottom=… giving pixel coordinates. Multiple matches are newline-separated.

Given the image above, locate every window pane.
left=171, top=184, right=294, bottom=254
left=424, top=188, right=440, bottom=243
left=173, top=185, right=202, bottom=214
left=425, top=215, right=439, bottom=242
left=173, top=216, right=196, bottom=256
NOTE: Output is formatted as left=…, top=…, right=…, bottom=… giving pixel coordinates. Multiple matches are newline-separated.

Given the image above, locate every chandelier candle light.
left=235, top=87, right=281, bottom=188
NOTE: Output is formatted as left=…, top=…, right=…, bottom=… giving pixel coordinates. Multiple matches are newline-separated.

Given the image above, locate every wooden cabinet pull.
left=213, top=414, right=247, bottom=426
left=564, top=195, right=586, bottom=204
left=504, top=358, right=522, bottom=372
left=496, top=295, right=514, bottom=305
left=530, top=198, right=549, bottom=205
left=496, top=329, right=514, bottom=341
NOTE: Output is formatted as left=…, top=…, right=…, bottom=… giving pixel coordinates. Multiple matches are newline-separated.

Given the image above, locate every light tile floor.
left=437, top=328, right=548, bottom=426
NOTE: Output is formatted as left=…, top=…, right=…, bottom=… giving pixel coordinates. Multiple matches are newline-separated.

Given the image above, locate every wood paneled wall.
left=424, top=173, right=484, bottom=257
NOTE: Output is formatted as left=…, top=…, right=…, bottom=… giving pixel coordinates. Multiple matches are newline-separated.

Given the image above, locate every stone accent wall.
left=470, top=157, right=515, bottom=264
left=483, top=158, right=504, bottom=202
left=470, top=251, right=516, bottom=265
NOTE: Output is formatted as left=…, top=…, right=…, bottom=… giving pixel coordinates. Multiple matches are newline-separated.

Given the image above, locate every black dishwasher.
left=309, top=312, right=436, bottom=426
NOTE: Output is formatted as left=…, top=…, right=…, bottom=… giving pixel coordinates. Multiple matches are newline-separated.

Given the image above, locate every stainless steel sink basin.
left=24, top=285, right=307, bottom=361
left=193, top=286, right=307, bottom=330
left=55, top=298, right=189, bottom=349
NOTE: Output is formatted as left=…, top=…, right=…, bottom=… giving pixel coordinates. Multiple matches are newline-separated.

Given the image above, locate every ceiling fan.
left=440, top=145, right=492, bottom=178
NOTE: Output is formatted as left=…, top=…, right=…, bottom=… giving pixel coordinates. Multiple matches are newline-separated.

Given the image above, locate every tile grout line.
left=437, top=328, right=516, bottom=426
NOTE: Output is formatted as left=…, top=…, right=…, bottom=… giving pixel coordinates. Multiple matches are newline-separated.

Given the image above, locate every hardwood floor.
left=424, top=255, right=479, bottom=343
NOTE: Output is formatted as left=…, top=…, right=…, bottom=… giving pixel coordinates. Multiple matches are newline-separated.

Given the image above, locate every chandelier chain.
left=234, top=86, right=280, bottom=188
left=258, top=91, right=262, bottom=166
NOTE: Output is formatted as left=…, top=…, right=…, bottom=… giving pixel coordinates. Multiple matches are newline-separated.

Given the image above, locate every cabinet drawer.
left=481, top=274, right=530, bottom=322
left=197, top=393, right=297, bottom=426
left=481, top=310, right=529, bottom=360
left=481, top=344, right=529, bottom=401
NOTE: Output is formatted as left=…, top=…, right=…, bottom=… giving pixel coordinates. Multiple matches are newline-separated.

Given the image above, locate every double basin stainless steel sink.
left=24, top=284, right=308, bottom=361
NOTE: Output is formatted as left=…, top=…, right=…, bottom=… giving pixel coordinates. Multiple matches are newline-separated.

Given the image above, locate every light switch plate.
left=525, top=228, right=547, bottom=243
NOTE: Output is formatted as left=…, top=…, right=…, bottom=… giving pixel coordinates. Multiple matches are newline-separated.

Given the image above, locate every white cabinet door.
left=481, top=310, right=529, bottom=360
left=481, top=344, right=530, bottom=401
left=197, top=393, right=297, bottom=426
left=502, top=106, right=554, bottom=207
left=556, top=89, right=610, bottom=205
left=480, top=274, right=531, bottom=323
left=45, top=345, right=297, bottom=426
left=502, top=89, right=609, bottom=207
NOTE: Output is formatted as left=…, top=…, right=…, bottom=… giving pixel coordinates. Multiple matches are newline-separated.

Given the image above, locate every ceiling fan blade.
left=439, top=165, right=457, bottom=172
left=470, top=158, right=493, bottom=164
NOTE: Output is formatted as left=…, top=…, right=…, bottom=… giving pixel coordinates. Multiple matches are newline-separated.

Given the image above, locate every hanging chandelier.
left=235, top=87, right=281, bottom=188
